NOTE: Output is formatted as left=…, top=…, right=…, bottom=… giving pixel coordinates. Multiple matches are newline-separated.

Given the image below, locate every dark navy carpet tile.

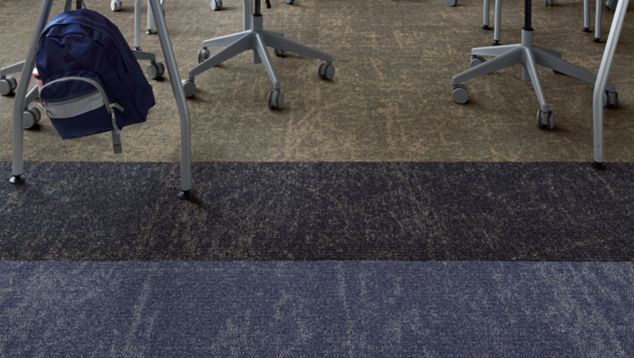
left=1, top=162, right=633, bottom=261
left=1, top=261, right=633, bottom=357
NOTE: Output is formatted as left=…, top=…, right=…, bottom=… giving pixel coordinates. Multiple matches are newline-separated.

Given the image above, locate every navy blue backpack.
left=36, top=7, right=155, bottom=153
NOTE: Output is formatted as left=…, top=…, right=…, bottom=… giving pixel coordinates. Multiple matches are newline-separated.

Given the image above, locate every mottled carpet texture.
left=0, top=0, right=633, bottom=162
left=1, top=261, right=634, bottom=357
left=1, top=0, right=634, bottom=356
left=1, top=162, right=633, bottom=261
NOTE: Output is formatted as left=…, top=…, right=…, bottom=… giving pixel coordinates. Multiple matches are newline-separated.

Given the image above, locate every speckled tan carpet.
left=0, top=0, right=632, bottom=163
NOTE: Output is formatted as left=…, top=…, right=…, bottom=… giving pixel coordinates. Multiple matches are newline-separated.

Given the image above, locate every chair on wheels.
left=451, top=0, right=619, bottom=129
left=182, top=0, right=335, bottom=110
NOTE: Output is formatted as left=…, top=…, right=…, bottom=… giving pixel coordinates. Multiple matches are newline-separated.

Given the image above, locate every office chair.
left=182, top=0, right=335, bottom=110
left=451, top=0, right=619, bottom=129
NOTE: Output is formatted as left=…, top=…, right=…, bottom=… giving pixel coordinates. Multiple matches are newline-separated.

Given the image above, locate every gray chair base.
left=452, top=29, right=619, bottom=129
left=0, top=61, right=24, bottom=96
left=182, top=0, right=334, bottom=110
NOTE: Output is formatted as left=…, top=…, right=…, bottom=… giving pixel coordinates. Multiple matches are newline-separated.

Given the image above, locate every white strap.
left=44, top=90, right=105, bottom=119
left=40, top=76, right=112, bottom=112
left=40, top=76, right=125, bottom=154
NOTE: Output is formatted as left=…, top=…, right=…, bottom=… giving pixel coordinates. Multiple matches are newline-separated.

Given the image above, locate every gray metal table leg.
left=592, top=0, right=628, bottom=167
left=11, top=0, right=54, bottom=184
left=149, top=0, right=193, bottom=197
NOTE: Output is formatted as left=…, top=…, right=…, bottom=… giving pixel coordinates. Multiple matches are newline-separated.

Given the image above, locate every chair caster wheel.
left=198, top=48, right=211, bottom=64
left=284, top=0, right=295, bottom=4
left=583, top=27, right=591, bottom=32
left=178, top=190, right=193, bottom=200
left=9, top=175, right=25, bottom=185
left=147, top=62, right=165, bottom=80
left=448, top=0, right=458, bottom=6
left=182, top=79, right=197, bottom=98
left=210, top=0, right=223, bottom=10
left=603, top=90, right=619, bottom=108
left=452, top=84, right=469, bottom=104
left=0, top=76, right=17, bottom=96
left=110, top=0, right=122, bottom=11
left=544, top=0, right=554, bottom=6
left=267, top=89, right=284, bottom=110
left=470, top=55, right=486, bottom=67
left=537, top=110, right=555, bottom=130
left=23, top=106, right=41, bottom=130
left=606, top=0, right=617, bottom=11
left=274, top=48, right=287, bottom=57
left=319, top=63, right=335, bottom=81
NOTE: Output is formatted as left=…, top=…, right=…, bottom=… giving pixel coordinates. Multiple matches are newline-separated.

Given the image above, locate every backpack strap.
left=40, top=76, right=124, bottom=154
